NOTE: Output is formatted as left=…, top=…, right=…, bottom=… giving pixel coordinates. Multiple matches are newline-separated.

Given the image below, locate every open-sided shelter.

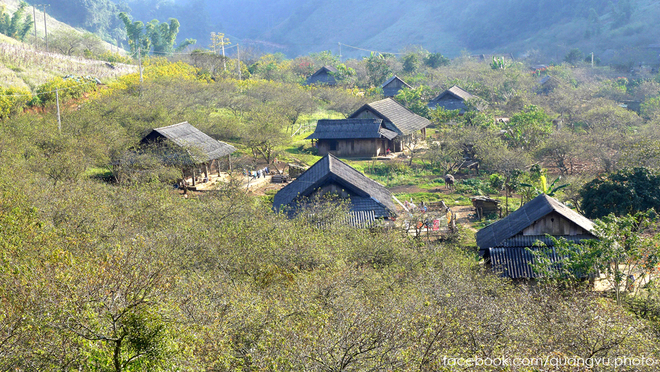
left=273, top=154, right=397, bottom=224
left=476, top=194, right=596, bottom=279
left=428, top=85, right=475, bottom=113
left=348, top=98, right=430, bottom=152
left=141, top=121, right=236, bottom=186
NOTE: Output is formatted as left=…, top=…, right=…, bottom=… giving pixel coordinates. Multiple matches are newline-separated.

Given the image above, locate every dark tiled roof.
left=349, top=98, right=430, bottom=136
left=273, top=154, right=396, bottom=218
left=306, top=119, right=396, bottom=140
left=430, top=85, right=474, bottom=103
left=381, top=75, right=412, bottom=89
left=489, top=234, right=596, bottom=279
left=476, top=194, right=595, bottom=250
left=142, top=122, right=236, bottom=163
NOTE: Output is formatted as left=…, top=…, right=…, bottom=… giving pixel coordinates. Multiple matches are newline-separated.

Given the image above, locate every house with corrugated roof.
left=306, top=118, right=398, bottom=157
left=306, top=66, right=338, bottom=85
left=273, top=154, right=397, bottom=224
left=348, top=98, right=431, bottom=152
left=140, top=121, right=236, bottom=186
left=476, top=194, right=597, bottom=279
left=427, top=85, right=476, bottom=114
left=381, top=75, right=412, bottom=97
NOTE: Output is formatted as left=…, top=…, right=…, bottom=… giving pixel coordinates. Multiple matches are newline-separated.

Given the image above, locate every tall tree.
left=0, top=2, right=33, bottom=41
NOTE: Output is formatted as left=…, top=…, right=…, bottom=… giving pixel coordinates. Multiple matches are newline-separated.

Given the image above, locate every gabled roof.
left=476, top=194, right=595, bottom=249
left=309, top=65, right=337, bottom=78
left=306, top=119, right=398, bottom=140
left=430, top=85, right=474, bottom=102
left=381, top=75, right=412, bottom=89
left=142, top=122, right=236, bottom=163
left=273, top=154, right=396, bottom=217
left=349, top=98, right=431, bottom=136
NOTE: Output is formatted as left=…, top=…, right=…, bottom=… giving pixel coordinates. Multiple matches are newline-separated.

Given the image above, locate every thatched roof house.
left=381, top=75, right=412, bottom=97
left=306, top=118, right=398, bottom=157
left=428, top=86, right=475, bottom=113
left=306, top=66, right=338, bottom=86
left=476, top=194, right=596, bottom=279
left=273, top=154, right=396, bottom=221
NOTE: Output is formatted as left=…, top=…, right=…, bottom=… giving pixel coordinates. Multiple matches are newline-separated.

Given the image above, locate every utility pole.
left=138, top=46, right=143, bottom=83
left=33, top=6, right=37, bottom=47
left=338, top=42, right=342, bottom=62
left=221, top=38, right=227, bottom=71
left=237, top=43, right=241, bottom=80
left=41, top=4, right=49, bottom=52
left=591, top=52, right=594, bottom=68
left=56, top=88, right=61, bottom=134
left=211, top=32, right=216, bottom=53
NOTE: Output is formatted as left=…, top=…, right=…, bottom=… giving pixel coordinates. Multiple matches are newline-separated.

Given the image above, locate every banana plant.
left=520, top=174, right=568, bottom=197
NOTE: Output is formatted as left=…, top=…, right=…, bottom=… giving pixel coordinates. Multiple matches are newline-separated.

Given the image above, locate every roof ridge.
left=154, top=121, right=189, bottom=130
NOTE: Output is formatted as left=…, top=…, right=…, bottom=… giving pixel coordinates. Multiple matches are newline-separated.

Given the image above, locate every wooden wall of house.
left=429, top=96, right=467, bottom=111
left=307, top=72, right=336, bottom=85
left=317, top=139, right=388, bottom=157
left=521, top=212, right=587, bottom=236
left=383, top=80, right=405, bottom=97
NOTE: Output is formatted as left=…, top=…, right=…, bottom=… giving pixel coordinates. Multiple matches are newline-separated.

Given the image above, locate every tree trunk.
left=114, top=340, right=122, bottom=372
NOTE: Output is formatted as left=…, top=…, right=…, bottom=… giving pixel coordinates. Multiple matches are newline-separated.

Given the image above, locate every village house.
left=273, top=154, right=397, bottom=225
left=427, top=85, right=476, bottom=114
left=141, top=121, right=236, bottom=186
left=381, top=75, right=412, bottom=97
left=348, top=97, right=431, bottom=152
left=305, top=66, right=338, bottom=85
left=476, top=194, right=597, bottom=279
left=306, top=118, right=398, bottom=157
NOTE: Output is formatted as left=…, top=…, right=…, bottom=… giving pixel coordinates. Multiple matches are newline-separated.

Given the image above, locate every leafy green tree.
left=394, top=85, right=434, bottom=118
left=146, top=18, right=181, bottom=55
left=364, top=52, right=392, bottom=87
left=119, top=13, right=185, bottom=56
left=564, top=48, right=584, bottom=65
left=424, top=52, right=449, bottom=68
left=402, top=53, right=419, bottom=73
left=501, top=105, right=553, bottom=149
left=580, top=168, right=660, bottom=219
left=0, top=2, right=33, bottom=41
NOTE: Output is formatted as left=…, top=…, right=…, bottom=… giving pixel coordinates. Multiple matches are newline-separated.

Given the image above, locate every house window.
left=329, top=140, right=338, bottom=151
left=351, top=140, right=355, bottom=151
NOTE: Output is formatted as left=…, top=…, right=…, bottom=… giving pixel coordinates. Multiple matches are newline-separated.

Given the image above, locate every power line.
left=338, top=42, right=404, bottom=55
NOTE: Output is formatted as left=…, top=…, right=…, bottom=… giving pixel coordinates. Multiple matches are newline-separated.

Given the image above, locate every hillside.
left=118, top=0, right=659, bottom=65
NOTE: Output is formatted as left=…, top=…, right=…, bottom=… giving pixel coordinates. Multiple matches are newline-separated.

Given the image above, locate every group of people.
left=404, top=199, right=428, bottom=213
left=244, top=166, right=270, bottom=179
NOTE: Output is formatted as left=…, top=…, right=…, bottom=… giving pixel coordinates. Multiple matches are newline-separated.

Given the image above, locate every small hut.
left=476, top=194, right=596, bottom=279
left=141, top=121, right=236, bottom=186
left=427, top=86, right=475, bottom=113
left=470, top=196, right=501, bottom=220
left=381, top=75, right=412, bottom=97
left=306, top=66, right=338, bottom=86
